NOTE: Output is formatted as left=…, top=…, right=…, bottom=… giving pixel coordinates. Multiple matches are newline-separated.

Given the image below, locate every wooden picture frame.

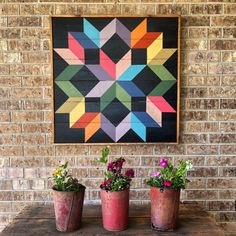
left=50, top=15, right=181, bottom=144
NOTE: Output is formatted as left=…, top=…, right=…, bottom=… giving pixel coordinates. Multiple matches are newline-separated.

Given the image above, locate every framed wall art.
left=51, top=15, right=180, bottom=144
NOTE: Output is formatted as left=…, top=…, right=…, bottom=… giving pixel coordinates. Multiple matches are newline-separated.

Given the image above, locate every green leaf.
left=96, top=147, right=109, bottom=164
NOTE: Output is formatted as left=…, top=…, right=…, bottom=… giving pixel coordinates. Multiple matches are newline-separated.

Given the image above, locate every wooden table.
left=0, top=204, right=225, bottom=236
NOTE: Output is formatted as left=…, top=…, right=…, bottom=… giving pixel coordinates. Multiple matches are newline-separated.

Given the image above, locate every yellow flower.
left=53, top=168, right=62, bottom=176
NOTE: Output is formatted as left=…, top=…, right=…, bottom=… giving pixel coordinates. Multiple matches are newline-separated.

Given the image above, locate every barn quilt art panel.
left=51, top=16, right=180, bottom=143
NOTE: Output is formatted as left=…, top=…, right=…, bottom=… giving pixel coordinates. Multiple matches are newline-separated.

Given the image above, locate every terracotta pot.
left=100, top=188, right=129, bottom=231
left=150, top=187, right=180, bottom=231
left=52, top=186, right=85, bottom=232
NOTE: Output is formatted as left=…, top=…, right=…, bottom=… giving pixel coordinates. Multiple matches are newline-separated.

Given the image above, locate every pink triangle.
left=68, top=32, right=84, bottom=63
left=147, top=96, right=176, bottom=113
left=100, top=50, right=116, bottom=80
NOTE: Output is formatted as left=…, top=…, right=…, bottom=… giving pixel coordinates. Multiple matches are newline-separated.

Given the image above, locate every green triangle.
left=149, top=80, right=176, bottom=96
left=55, top=81, right=82, bottom=97
left=149, top=65, right=176, bottom=81
left=55, top=65, right=83, bottom=81
left=116, top=83, right=131, bottom=111
left=100, top=83, right=116, bottom=111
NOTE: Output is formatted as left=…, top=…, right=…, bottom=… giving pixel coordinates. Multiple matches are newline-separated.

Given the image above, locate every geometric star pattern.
left=53, top=17, right=179, bottom=143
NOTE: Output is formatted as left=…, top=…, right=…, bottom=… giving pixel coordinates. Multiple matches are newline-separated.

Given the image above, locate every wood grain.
left=1, top=204, right=225, bottom=236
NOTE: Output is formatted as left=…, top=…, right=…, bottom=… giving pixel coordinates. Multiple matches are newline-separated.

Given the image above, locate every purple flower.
left=160, top=158, right=168, bottom=168
left=151, top=171, right=161, bottom=177
left=125, top=169, right=134, bottom=178
left=116, top=158, right=125, bottom=171
left=107, top=162, right=115, bottom=171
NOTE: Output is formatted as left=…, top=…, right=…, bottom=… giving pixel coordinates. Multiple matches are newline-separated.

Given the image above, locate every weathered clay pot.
left=150, top=187, right=180, bottom=231
left=52, top=186, right=85, bottom=232
left=100, top=188, right=129, bottom=231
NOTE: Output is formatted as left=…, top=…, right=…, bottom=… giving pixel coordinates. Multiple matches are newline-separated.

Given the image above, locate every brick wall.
left=0, top=0, right=236, bottom=233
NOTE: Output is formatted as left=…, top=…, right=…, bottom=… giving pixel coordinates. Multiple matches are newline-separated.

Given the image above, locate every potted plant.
left=147, top=158, right=192, bottom=231
left=50, top=162, right=86, bottom=232
left=97, top=147, right=135, bottom=231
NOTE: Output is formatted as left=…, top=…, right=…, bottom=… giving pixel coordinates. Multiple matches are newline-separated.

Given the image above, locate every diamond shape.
left=85, top=97, right=100, bottom=112
left=101, top=33, right=130, bottom=64
left=70, top=66, right=99, bottom=96
left=85, top=49, right=100, bottom=64
left=132, top=66, right=161, bottom=95
left=102, top=98, right=130, bottom=126
left=131, top=49, right=147, bottom=65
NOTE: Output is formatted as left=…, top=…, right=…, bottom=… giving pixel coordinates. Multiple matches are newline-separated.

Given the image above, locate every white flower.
left=186, top=161, right=193, bottom=170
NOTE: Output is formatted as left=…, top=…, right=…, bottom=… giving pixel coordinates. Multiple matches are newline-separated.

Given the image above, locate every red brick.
left=0, top=146, right=22, bottom=156
left=156, top=4, right=189, bottom=14
left=220, top=122, right=236, bottom=132
left=219, top=167, right=236, bottom=177
left=186, top=145, right=218, bottom=155
left=10, top=157, right=43, bottom=168
left=8, top=16, right=42, bottom=27
left=0, top=202, right=11, bottom=212
left=206, top=201, right=235, bottom=211
left=207, top=179, right=236, bottom=188
left=190, top=4, right=223, bottom=14
left=155, top=145, right=185, bottom=155
left=175, top=156, right=205, bottom=166
left=211, top=16, right=236, bottom=27
left=186, top=179, right=206, bottom=189
left=89, top=145, right=121, bottom=155
left=24, top=146, right=53, bottom=156
left=12, top=111, right=44, bottom=122
left=219, top=190, right=236, bottom=200
left=209, top=111, right=236, bottom=121
left=188, top=167, right=218, bottom=177
left=0, top=29, right=20, bottom=39
left=182, top=16, right=210, bottom=26
left=56, top=145, right=89, bottom=156
left=22, top=123, right=51, bottom=133
left=122, top=145, right=153, bottom=155
left=130, top=189, right=149, bottom=200
left=181, top=111, right=208, bottom=121
left=0, top=180, right=12, bottom=190
left=186, top=190, right=218, bottom=200
left=122, top=4, right=155, bottom=14
left=188, top=76, right=220, bottom=86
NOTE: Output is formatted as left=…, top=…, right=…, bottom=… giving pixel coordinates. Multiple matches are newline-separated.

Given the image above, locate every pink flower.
left=151, top=171, right=161, bottom=177
left=160, top=158, right=168, bottom=168
left=125, top=169, right=134, bottom=178
left=164, top=180, right=171, bottom=187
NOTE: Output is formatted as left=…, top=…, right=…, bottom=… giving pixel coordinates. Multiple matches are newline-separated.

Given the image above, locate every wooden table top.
left=0, top=203, right=225, bottom=236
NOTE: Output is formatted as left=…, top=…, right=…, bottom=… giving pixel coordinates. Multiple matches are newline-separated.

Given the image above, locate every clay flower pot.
left=100, top=188, right=129, bottom=231
left=52, top=186, right=85, bottom=232
left=150, top=187, right=180, bottom=231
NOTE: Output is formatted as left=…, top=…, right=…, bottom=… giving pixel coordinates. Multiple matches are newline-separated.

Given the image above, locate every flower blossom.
left=160, top=158, right=168, bottom=168
left=102, top=180, right=109, bottom=186
left=163, top=180, right=171, bottom=187
left=116, top=158, right=125, bottom=171
left=53, top=168, right=62, bottom=176
left=186, top=161, right=193, bottom=170
left=107, top=162, right=115, bottom=171
left=151, top=171, right=161, bottom=177
left=125, top=169, right=134, bottom=178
